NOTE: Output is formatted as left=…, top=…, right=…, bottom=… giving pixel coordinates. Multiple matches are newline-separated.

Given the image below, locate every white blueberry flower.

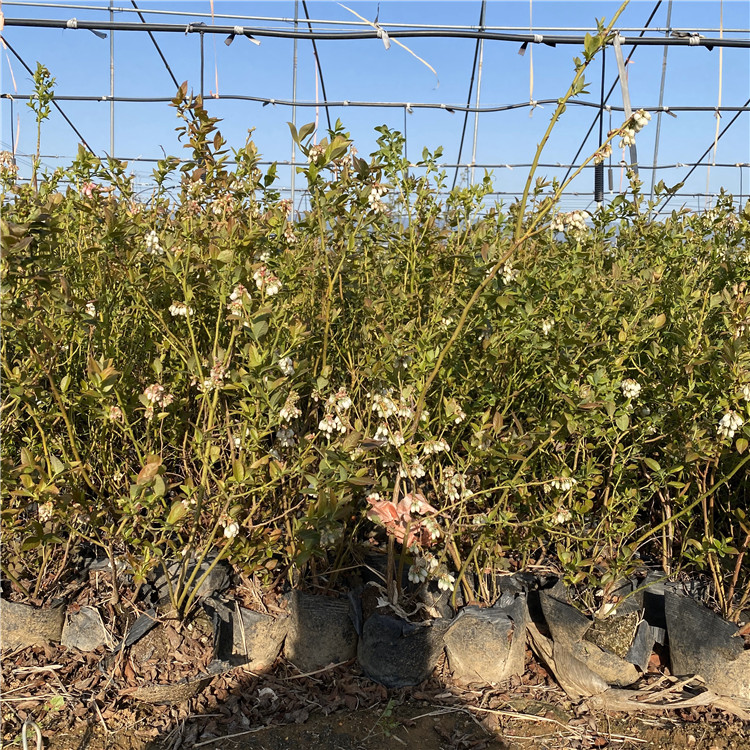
left=368, top=183, right=388, bottom=214
left=437, top=573, right=455, bottom=592
left=718, top=410, right=744, bottom=441
left=501, top=263, right=519, bottom=284
left=544, top=476, right=578, bottom=493
left=388, top=430, right=405, bottom=448
left=541, top=320, right=554, bottom=336
left=422, top=438, right=450, bottom=456
left=373, top=424, right=389, bottom=443
left=741, top=384, right=750, bottom=401
left=400, top=459, right=427, bottom=481
left=145, top=229, right=162, bottom=255
left=278, top=356, right=294, bottom=377
left=276, top=426, right=295, bottom=448
left=372, top=391, right=398, bottom=419
left=318, top=412, right=345, bottom=437
left=280, top=391, right=302, bottom=422
left=38, top=501, right=54, bottom=523
left=553, top=506, right=573, bottom=524
left=109, top=405, right=124, bottom=422
left=621, top=378, right=642, bottom=400
left=222, top=519, right=240, bottom=539
left=169, top=301, right=193, bottom=317
left=85, top=301, right=97, bottom=318
left=253, top=266, right=282, bottom=296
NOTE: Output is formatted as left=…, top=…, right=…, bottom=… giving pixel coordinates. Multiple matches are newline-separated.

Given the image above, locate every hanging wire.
left=452, top=2, right=485, bottom=190
left=705, top=0, right=724, bottom=208
left=3, top=16, right=747, bottom=47
left=561, top=0, right=663, bottom=186
left=302, top=0, right=331, bottom=131
left=594, top=48, right=606, bottom=203
left=651, top=0, right=673, bottom=199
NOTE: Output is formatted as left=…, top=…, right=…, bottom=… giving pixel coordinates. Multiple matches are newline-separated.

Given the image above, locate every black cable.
left=452, top=1, right=486, bottom=191
left=660, top=96, right=750, bottom=210
left=3, top=17, right=746, bottom=47
left=561, top=0, right=663, bottom=186
left=594, top=49, right=606, bottom=203
left=130, top=0, right=182, bottom=90
left=5, top=92, right=745, bottom=114
left=2, top=38, right=93, bottom=151
left=302, top=0, right=331, bottom=132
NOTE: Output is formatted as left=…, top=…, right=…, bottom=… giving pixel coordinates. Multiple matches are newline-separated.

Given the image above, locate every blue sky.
left=2, top=1, right=748, bottom=211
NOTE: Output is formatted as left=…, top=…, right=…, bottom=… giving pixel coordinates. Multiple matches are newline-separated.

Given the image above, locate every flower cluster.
left=593, top=142, right=612, bottom=165
left=408, top=551, right=438, bottom=584
left=38, top=501, right=54, bottom=523
left=276, top=426, right=296, bottom=448
left=0, top=150, right=18, bottom=180
left=227, top=283, right=250, bottom=315
left=717, top=410, right=744, bottom=441
left=620, top=378, right=642, bottom=400
left=618, top=109, right=651, bottom=148
left=553, top=506, right=573, bottom=524
left=541, top=319, right=554, bottom=335
left=108, top=405, right=124, bottom=422
left=278, top=356, right=294, bottom=377
left=551, top=210, right=588, bottom=238
left=399, top=457, right=426, bottom=480
left=368, top=183, right=388, bottom=214
left=327, top=388, right=353, bottom=413
left=169, top=301, right=193, bottom=317
left=500, top=263, right=519, bottom=284
left=85, top=301, right=97, bottom=318
left=142, top=383, right=174, bottom=419
left=280, top=391, right=302, bottom=422
left=308, top=143, right=326, bottom=163
left=80, top=181, right=98, bottom=198
left=543, top=476, right=578, bottom=493
left=742, top=384, right=750, bottom=401
left=423, top=438, right=450, bottom=456
left=145, top=230, right=162, bottom=255
left=198, top=360, right=227, bottom=393
left=221, top=515, right=240, bottom=540
left=318, top=412, right=346, bottom=437
left=437, top=572, right=456, bottom=592
left=253, top=265, right=282, bottom=296
left=442, top=466, right=471, bottom=501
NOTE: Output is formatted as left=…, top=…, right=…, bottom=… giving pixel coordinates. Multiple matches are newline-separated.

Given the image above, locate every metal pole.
left=469, top=2, right=486, bottom=186
left=291, top=0, right=299, bottom=210
left=109, top=0, right=114, bottom=155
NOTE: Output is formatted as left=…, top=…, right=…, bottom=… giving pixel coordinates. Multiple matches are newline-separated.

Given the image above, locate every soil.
left=2, top=564, right=749, bottom=750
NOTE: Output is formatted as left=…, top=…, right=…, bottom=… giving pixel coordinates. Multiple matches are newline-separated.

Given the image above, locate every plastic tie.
left=533, top=34, right=543, bottom=44
left=689, top=33, right=701, bottom=45
left=234, top=26, right=243, bottom=36
left=66, top=18, right=78, bottom=29
left=405, top=103, right=413, bottom=113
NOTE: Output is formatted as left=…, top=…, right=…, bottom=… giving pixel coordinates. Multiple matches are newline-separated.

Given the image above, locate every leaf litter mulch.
left=3, top=638, right=749, bottom=750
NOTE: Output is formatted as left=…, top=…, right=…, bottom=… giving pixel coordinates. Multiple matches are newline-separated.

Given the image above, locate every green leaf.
left=615, top=413, right=629, bottom=432
left=166, top=500, right=187, bottom=525
left=736, top=437, right=748, bottom=455
left=643, top=457, right=661, bottom=472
